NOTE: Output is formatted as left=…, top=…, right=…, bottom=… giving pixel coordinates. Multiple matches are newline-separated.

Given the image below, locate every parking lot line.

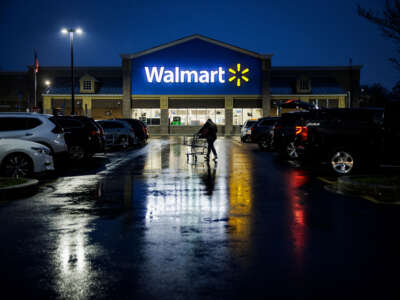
left=361, top=195, right=400, bottom=205
left=317, top=177, right=336, bottom=185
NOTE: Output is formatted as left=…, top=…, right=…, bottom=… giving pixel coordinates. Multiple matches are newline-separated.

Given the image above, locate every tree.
left=359, top=83, right=390, bottom=107
left=358, top=0, right=400, bottom=69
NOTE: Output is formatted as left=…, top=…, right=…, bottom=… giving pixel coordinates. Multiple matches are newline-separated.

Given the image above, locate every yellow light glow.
left=242, top=68, right=249, bottom=74
left=237, top=64, right=241, bottom=72
left=229, top=68, right=236, bottom=74
left=229, top=76, right=236, bottom=82
left=242, top=76, right=249, bottom=82
left=237, top=78, right=241, bottom=87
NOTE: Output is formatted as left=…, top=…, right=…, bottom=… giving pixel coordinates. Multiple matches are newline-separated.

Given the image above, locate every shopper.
left=199, top=119, right=218, bottom=161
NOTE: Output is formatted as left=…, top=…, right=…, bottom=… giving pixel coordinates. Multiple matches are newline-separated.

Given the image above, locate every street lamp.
left=44, top=80, right=51, bottom=94
left=61, top=27, right=83, bottom=115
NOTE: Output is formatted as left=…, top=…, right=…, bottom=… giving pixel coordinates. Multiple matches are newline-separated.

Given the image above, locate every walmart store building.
left=42, top=35, right=361, bottom=135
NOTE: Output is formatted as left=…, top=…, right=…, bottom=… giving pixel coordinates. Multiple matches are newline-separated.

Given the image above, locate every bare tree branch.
left=358, top=0, right=400, bottom=69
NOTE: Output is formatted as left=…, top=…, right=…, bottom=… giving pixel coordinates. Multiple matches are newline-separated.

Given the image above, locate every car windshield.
left=245, top=121, right=256, bottom=128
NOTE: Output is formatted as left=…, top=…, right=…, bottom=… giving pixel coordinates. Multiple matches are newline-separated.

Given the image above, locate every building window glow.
left=233, top=108, right=262, bottom=125
left=169, top=108, right=225, bottom=126
left=132, top=108, right=161, bottom=125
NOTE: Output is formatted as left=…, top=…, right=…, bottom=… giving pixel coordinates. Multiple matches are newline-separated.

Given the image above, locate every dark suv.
left=115, top=118, right=149, bottom=144
left=52, top=116, right=105, bottom=161
left=295, top=107, right=392, bottom=175
left=250, top=117, right=280, bottom=150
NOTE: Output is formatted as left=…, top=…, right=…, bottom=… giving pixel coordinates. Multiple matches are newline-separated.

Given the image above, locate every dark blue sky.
left=0, top=0, right=398, bottom=89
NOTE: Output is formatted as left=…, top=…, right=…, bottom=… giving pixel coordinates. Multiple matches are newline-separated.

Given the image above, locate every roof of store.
left=45, top=77, right=122, bottom=95
left=270, top=77, right=347, bottom=95
left=121, top=34, right=273, bottom=60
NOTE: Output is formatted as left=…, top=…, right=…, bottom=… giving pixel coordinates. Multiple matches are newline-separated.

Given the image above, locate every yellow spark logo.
left=228, top=63, right=249, bottom=87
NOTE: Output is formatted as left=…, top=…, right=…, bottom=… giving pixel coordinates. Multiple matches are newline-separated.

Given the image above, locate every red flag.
left=34, top=50, right=39, bottom=73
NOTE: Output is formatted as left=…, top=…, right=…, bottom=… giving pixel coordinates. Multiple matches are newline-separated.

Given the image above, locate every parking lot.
left=1, top=137, right=400, bottom=299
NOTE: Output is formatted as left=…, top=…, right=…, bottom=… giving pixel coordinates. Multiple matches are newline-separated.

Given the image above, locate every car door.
left=55, top=118, right=85, bottom=148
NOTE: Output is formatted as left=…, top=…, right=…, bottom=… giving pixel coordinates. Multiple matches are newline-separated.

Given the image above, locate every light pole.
left=61, top=27, right=82, bottom=115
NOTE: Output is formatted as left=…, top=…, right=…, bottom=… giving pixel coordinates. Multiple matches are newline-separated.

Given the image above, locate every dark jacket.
left=199, top=120, right=217, bottom=140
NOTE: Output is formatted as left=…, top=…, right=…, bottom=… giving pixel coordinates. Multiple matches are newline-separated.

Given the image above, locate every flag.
left=34, top=49, right=39, bottom=73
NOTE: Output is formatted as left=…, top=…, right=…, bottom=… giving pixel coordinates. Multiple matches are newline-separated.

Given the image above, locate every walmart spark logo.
left=228, top=63, right=250, bottom=87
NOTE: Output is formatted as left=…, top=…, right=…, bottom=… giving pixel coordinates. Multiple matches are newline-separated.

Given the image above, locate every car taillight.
left=275, top=125, right=282, bottom=131
left=296, top=126, right=308, bottom=141
left=89, top=130, right=98, bottom=136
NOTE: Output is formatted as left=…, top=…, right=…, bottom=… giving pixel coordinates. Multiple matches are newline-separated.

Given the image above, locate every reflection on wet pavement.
left=1, top=137, right=400, bottom=299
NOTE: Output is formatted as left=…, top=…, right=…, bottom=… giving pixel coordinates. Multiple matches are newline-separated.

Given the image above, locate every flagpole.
left=34, top=50, right=38, bottom=110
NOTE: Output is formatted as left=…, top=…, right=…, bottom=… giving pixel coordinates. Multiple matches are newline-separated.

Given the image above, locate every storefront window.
left=169, top=109, right=225, bottom=126
left=233, top=108, right=262, bottom=125
left=132, top=109, right=160, bottom=125
left=310, top=99, right=339, bottom=109
left=233, top=109, right=243, bottom=125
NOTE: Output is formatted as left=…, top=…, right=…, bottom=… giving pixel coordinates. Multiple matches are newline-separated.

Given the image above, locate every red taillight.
left=89, top=130, right=98, bottom=136
left=275, top=125, right=282, bottom=131
left=296, top=126, right=308, bottom=141
left=251, top=127, right=255, bottom=131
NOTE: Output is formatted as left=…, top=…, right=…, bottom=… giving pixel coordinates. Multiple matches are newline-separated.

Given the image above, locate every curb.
left=0, top=179, right=39, bottom=201
left=337, top=176, right=400, bottom=203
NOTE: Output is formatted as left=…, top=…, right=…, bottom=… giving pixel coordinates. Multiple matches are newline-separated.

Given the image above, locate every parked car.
left=273, top=111, right=313, bottom=159
left=0, top=138, right=54, bottom=178
left=96, top=120, right=137, bottom=149
left=52, top=116, right=105, bottom=160
left=0, top=112, right=67, bottom=155
left=115, top=118, right=149, bottom=144
left=240, top=119, right=258, bottom=143
left=250, top=117, right=279, bottom=150
left=295, top=107, right=391, bottom=175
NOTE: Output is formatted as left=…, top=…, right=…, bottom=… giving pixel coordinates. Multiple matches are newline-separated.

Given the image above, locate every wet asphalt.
left=1, top=137, right=400, bottom=300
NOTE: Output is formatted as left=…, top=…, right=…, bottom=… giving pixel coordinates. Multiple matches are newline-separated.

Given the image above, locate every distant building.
left=1, top=34, right=361, bottom=135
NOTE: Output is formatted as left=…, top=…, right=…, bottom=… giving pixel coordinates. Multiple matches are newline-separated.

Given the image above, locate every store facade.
left=121, top=35, right=271, bottom=135
left=41, top=34, right=359, bottom=135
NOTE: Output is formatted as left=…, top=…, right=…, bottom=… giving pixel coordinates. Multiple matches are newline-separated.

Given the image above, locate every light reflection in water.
left=286, top=170, right=308, bottom=265
left=228, top=150, right=252, bottom=242
left=139, top=139, right=230, bottom=291
left=54, top=216, right=96, bottom=300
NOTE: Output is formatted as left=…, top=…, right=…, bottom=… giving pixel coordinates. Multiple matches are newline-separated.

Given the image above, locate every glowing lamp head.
left=76, top=28, right=83, bottom=35
left=45, top=80, right=51, bottom=86
left=61, top=28, right=68, bottom=35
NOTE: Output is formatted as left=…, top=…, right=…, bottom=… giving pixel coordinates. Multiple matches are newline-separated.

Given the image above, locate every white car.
left=0, top=113, right=68, bottom=155
left=0, top=139, right=54, bottom=178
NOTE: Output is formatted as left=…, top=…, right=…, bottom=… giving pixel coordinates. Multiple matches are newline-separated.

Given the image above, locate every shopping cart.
left=185, top=133, right=207, bottom=163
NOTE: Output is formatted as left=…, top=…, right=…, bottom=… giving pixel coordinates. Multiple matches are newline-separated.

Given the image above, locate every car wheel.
left=1, top=153, right=33, bottom=178
left=258, top=137, right=270, bottom=150
left=119, top=136, right=129, bottom=149
left=286, top=142, right=299, bottom=159
left=68, top=145, right=86, bottom=161
left=330, top=150, right=355, bottom=175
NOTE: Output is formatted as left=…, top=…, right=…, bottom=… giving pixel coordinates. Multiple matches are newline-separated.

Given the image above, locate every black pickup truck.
left=295, top=104, right=400, bottom=175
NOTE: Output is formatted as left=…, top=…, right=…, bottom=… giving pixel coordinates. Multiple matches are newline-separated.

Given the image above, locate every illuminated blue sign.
left=131, top=39, right=261, bottom=95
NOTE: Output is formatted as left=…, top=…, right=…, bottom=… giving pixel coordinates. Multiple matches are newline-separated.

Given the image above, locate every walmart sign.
left=131, top=38, right=261, bottom=95
left=144, top=64, right=249, bottom=87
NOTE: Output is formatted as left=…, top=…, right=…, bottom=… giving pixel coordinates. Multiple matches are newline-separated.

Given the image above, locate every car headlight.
left=31, top=147, right=51, bottom=155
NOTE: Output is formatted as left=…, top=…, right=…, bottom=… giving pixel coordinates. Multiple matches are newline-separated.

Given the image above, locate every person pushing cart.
left=198, top=119, right=218, bottom=161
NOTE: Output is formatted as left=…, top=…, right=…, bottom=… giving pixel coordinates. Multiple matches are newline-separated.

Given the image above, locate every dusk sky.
left=0, top=0, right=398, bottom=89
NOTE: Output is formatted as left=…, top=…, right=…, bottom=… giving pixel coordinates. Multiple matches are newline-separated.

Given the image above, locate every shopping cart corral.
left=184, top=134, right=207, bottom=163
